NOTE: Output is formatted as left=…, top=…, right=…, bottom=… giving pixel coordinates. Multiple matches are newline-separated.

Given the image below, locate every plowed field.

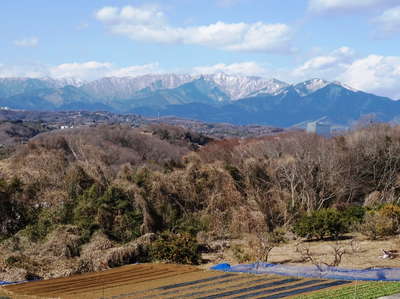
left=1, top=264, right=353, bottom=299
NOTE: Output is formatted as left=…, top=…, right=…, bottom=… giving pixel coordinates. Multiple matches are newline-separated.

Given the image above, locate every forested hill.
left=1, top=123, right=400, bottom=281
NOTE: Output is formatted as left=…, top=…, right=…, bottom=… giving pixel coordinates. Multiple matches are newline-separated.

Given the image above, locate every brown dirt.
left=3, top=264, right=203, bottom=298
left=201, top=233, right=400, bottom=270
left=2, top=263, right=359, bottom=299
left=2, top=235, right=399, bottom=298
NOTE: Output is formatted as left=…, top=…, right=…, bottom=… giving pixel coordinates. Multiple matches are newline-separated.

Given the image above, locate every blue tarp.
left=0, top=281, right=13, bottom=285
left=211, top=262, right=400, bottom=281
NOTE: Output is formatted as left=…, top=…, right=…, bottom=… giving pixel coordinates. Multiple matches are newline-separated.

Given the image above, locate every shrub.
left=232, top=245, right=252, bottom=263
left=359, top=205, right=400, bottom=240
left=293, top=208, right=348, bottom=240
left=5, top=255, right=22, bottom=267
left=4, top=254, right=37, bottom=270
left=23, top=209, right=55, bottom=241
left=0, top=177, right=30, bottom=239
left=73, top=184, right=143, bottom=242
left=379, top=204, right=400, bottom=232
left=342, top=205, right=365, bottom=226
left=105, top=246, right=145, bottom=268
left=149, top=231, right=201, bottom=265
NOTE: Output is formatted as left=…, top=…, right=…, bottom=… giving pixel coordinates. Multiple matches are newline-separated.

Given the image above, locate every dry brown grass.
left=201, top=233, right=400, bottom=270
left=42, top=226, right=82, bottom=258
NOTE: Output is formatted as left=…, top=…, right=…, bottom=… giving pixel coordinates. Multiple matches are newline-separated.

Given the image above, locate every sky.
left=1, top=0, right=400, bottom=98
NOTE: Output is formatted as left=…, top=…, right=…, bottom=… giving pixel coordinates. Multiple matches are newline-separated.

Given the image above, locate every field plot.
left=0, top=264, right=360, bottom=299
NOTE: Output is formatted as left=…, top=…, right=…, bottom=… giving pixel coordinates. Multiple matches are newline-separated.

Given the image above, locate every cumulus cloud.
left=192, top=62, right=267, bottom=76
left=373, top=6, right=400, bottom=37
left=308, top=0, right=398, bottom=14
left=95, top=5, right=293, bottom=53
left=291, top=47, right=400, bottom=99
left=292, top=47, right=355, bottom=78
left=339, top=55, right=400, bottom=99
left=13, top=37, right=39, bottom=47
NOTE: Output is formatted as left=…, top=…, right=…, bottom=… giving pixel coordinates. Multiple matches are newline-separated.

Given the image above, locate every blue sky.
left=1, top=0, right=400, bottom=98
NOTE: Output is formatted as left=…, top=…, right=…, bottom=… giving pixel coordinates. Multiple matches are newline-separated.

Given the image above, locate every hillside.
left=1, top=123, right=400, bottom=282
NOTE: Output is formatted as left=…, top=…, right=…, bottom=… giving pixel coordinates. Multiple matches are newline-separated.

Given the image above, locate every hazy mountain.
left=1, top=85, right=109, bottom=111
left=1, top=74, right=400, bottom=127
left=80, top=74, right=194, bottom=101
left=202, top=73, right=289, bottom=99
left=132, top=82, right=400, bottom=127
left=79, top=73, right=287, bottom=101
left=0, top=78, right=57, bottom=98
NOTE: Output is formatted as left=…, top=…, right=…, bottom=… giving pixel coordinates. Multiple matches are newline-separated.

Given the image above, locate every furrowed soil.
left=2, top=263, right=356, bottom=299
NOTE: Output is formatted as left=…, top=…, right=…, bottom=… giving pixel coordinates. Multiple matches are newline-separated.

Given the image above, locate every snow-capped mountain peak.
left=80, top=74, right=194, bottom=100
left=40, top=77, right=87, bottom=88
left=294, top=78, right=330, bottom=96
left=204, top=73, right=289, bottom=99
left=331, top=81, right=359, bottom=92
left=248, top=78, right=290, bottom=97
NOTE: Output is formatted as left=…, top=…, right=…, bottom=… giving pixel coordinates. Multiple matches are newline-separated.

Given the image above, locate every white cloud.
left=0, top=64, right=46, bottom=78
left=192, top=62, right=267, bottom=76
left=13, top=37, right=39, bottom=47
left=106, top=63, right=160, bottom=77
left=0, top=62, right=161, bottom=80
left=290, top=47, right=400, bottom=99
left=49, top=61, right=113, bottom=79
left=95, top=5, right=293, bottom=53
left=49, top=62, right=161, bottom=79
left=308, top=0, right=397, bottom=14
left=292, top=47, right=355, bottom=78
left=339, top=55, right=400, bottom=99
left=373, top=6, right=400, bottom=36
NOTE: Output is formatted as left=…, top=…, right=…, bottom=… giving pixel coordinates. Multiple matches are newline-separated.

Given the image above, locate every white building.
left=306, top=121, right=331, bottom=137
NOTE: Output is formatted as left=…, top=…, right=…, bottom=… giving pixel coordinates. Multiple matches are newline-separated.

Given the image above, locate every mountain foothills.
left=1, top=74, right=399, bottom=127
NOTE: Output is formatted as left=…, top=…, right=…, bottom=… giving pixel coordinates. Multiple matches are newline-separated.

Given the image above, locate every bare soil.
left=201, top=233, right=400, bottom=270
left=2, top=263, right=355, bottom=299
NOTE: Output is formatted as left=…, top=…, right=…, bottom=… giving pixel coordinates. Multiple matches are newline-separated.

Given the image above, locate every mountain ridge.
left=0, top=74, right=399, bottom=127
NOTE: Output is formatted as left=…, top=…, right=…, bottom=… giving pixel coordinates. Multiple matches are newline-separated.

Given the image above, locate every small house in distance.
left=306, top=121, right=331, bottom=137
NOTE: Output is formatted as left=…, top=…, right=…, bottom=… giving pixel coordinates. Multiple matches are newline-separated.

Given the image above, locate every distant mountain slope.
left=203, top=73, right=288, bottom=99
left=80, top=74, right=194, bottom=101
left=132, top=82, right=400, bottom=127
left=0, top=78, right=57, bottom=98
left=1, top=74, right=400, bottom=127
left=1, top=85, right=110, bottom=111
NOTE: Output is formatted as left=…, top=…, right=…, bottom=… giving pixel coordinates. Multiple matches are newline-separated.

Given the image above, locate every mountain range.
left=0, top=74, right=399, bottom=127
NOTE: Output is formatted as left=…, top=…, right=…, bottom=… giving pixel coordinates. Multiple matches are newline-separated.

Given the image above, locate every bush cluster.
left=359, top=204, right=400, bottom=240
left=293, top=204, right=400, bottom=241
left=149, top=231, right=201, bottom=265
left=293, top=207, right=364, bottom=240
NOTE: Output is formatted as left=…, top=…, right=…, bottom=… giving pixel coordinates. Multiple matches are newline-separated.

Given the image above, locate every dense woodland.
left=1, top=122, right=400, bottom=280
